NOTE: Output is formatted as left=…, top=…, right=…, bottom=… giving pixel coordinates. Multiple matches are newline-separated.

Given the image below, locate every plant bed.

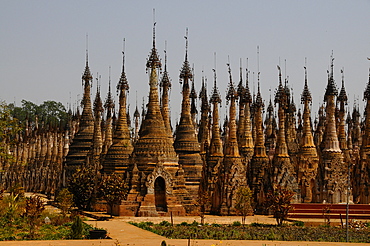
left=129, top=221, right=370, bottom=243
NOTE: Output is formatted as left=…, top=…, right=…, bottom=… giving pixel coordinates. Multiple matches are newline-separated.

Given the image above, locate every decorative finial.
left=153, top=9, right=156, bottom=48
left=86, top=33, right=89, bottom=67
left=301, top=66, right=312, bottom=104
left=257, top=46, right=260, bottom=73
left=226, top=62, right=236, bottom=102
left=185, top=28, right=188, bottom=61
left=164, top=40, right=167, bottom=71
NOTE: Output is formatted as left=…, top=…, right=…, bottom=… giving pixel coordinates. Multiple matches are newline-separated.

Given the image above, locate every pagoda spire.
left=337, top=69, right=348, bottom=152
left=220, top=63, right=246, bottom=215
left=209, top=68, right=223, bottom=156
left=173, top=29, right=202, bottom=203
left=272, top=66, right=297, bottom=196
left=239, top=67, right=254, bottom=159
left=207, top=67, right=224, bottom=214
left=237, top=59, right=246, bottom=147
left=133, top=22, right=178, bottom=169
left=323, top=54, right=341, bottom=152
left=91, top=75, right=103, bottom=165
left=190, top=74, right=198, bottom=127
left=320, top=54, right=348, bottom=204
left=298, top=66, right=318, bottom=203
left=248, top=73, right=270, bottom=213
left=198, top=74, right=210, bottom=155
left=102, top=69, right=114, bottom=154
left=160, top=47, right=173, bottom=136
left=102, top=47, right=134, bottom=174
left=65, top=45, right=95, bottom=178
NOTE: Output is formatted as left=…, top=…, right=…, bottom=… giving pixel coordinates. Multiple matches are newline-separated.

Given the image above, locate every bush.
left=232, top=221, right=241, bottom=226
left=293, top=221, right=305, bottom=227
left=56, top=188, right=73, bottom=217
left=70, top=216, right=83, bottom=239
left=159, top=220, right=171, bottom=226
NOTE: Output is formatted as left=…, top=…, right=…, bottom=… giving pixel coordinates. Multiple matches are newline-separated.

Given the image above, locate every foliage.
left=131, top=222, right=370, bottom=243
left=234, top=186, right=253, bottom=225
left=232, top=221, right=241, bottom=226
left=70, top=215, right=83, bottom=239
left=0, top=101, right=21, bottom=165
left=265, top=185, right=295, bottom=226
left=24, top=195, right=45, bottom=238
left=97, top=174, right=128, bottom=217
left=9, top=100, right=68, bottom=128
left=56, top=188, right=74, bottom=217
left=0, top=189, right=96, bottom=241
left=68, top=166, right=98, bottom=211
left=159, top=220, right=171, bottom=226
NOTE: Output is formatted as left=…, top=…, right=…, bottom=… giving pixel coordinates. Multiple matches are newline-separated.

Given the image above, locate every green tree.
left=9, top=99, right=68, bottom=127
left=70, top=215, right=83, bottom=239
left=98, top=174, right=128, bottom=217
left=235, top=186, right=253, bottom=226
left=56, top=188, right=74, bottom=217
left=24, top=195, right=45, bottom=238
left=0, top=101, right=21, bottom=167
left=265, top=185, right=295, bottom=226
left=68, top=167, right=97, bottom=211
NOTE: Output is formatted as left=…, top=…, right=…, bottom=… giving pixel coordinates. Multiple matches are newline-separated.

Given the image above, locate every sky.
left=1, top=0, right=370, bottom=123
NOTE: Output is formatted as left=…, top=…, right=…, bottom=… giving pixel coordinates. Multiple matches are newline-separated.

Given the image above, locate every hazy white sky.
left=1, top=0, right=370, bottom=122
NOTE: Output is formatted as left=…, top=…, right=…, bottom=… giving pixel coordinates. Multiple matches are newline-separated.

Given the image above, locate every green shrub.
left=191, top=220, right=199, bottom=226
left=70, top=216, right=83, bottom=239
left=180, top=221, right=189, bottom=226
left=159, top=220, right=171, bottom=226
left=293, top=220, right=304, bottom=227
left=232, top=221, right=241, bottom=226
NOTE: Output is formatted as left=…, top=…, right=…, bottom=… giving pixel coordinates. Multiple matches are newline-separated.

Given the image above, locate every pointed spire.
left=118, top=42, right=129, bottom=93
left=237, top=58, right=245, bottom=100
left=364, top=68, right=370, bottom=100
left=226, top=63, right=237, bottom=102
left=255, top=73, right=263, bottom=108
left=160, top=44, right=173, bottom=135
left=337, top=68, right=348, bottom=103
left=94, top=74, right=103, bottom=113
left=146, top=22, right=161, bottom=70
left=179, top=28, right=192, bottom=82
left=160, top=44, right=171, bottom=89
left=244, top=68, right=252, bottom=103
left=82, top=34, right=92, bottom=82
left=301, top=67, right=312, bottom=103
left=324, top=52, right=338, bottom=100
left=211, top=68, right=222, bottom=104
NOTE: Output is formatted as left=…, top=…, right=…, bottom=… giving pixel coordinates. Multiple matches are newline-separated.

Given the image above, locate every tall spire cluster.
left=3, top=26, right=370, bottom=217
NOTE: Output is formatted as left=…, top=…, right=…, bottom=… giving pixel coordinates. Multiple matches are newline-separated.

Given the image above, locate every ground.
left=0, top=214, right=369, bottom=245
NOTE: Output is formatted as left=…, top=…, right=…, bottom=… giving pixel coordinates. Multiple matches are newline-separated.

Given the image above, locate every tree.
left=70, top=215, right=83, bottom=239
left=0, top=101, right=21, bottom=168
left=98, top=174, right=128, bottom=217
left=55, top=188, right=74, bottom=217
left=9, top=99, right=68, bottom=128
left=68, top=166, right=97, bottom=211
left=265, top=185, right=295, bottom=226
left=24, top=195, right=45, bottom=238
left=235, top=186, right=253, bottom=226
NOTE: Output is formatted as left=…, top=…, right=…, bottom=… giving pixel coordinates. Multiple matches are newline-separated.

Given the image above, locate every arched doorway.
left=154, top=177, right=167, bottom=212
